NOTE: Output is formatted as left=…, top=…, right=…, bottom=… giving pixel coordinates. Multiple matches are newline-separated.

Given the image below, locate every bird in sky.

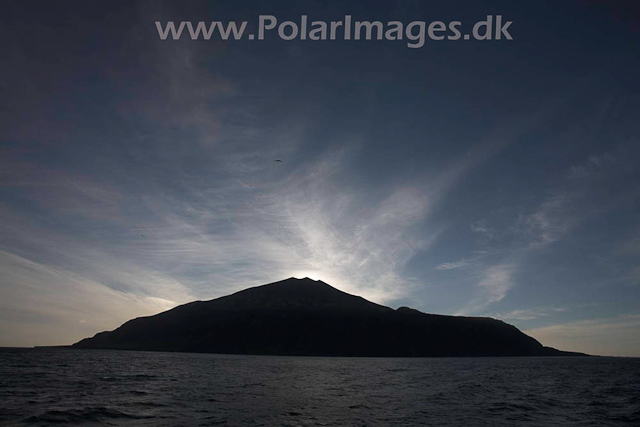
left=274, top=159, right=282, bottom=162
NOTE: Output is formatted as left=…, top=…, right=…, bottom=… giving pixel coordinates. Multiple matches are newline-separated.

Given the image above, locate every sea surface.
left=1, top=348, right=639, bottom=426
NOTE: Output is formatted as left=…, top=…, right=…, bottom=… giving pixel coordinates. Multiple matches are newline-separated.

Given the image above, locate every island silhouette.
left=73, top=277, right=586, bottom=356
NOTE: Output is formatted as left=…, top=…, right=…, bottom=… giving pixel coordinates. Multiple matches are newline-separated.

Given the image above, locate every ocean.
left=1, top=348, right=639, bottom=426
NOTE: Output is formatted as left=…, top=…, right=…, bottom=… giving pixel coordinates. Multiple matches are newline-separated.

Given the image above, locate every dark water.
left=1, top=349, right=639, bottom=426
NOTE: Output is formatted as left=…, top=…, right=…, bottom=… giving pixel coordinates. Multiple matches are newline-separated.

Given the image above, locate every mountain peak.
left=283, top=276, right=323, bottom=284
left=219, top=277, right=384, bottom=312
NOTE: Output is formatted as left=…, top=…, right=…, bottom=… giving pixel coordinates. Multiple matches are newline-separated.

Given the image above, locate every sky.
left=1, top=0, right=639, bottom=356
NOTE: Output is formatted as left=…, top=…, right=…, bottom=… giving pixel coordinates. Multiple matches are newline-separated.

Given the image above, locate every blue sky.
left=1, top=0, right=639, bottom=356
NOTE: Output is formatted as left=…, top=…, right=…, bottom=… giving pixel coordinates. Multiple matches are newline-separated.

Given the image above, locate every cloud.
left=243, top=145, right=436, bottom=303
left=490, top=306, right=568, bottom=321
left=519, top=147, right=636, bottom=249
left=0, top=137, right=438, bottom=348
left=436, top=259, right=471, bottom=271
left=470, top=219, right=494, bottom=239
left=425, top=110, right=551, bottom=204
left=477, top=264, right=514, bottom=304
left=109, top=3, right=234, bottom=146
left=0, top=250, right=181, bottom=347
left=526, top=195, right=574, bottom=246
left=277, top=185, right=433, bottom=302
left=117, top=43, right=232, bottom=145
left=455, top=263, right=515, bottom=315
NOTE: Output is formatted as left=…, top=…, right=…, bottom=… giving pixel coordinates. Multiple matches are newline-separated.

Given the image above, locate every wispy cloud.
left=435, top=248, right=503, bottom=272
left=470, top=219, right=494, bottom=239
left=436, top=259, right=472, bottom=271
left=522, top=147, right=636, bottom=249
left=490, top=306, right=568, bottom=321
left=0, top=250, right=180, bottom=347
left=526, top=195, right=574, bottom=246
left=478, top=263, right=514, bottom=304
left=0, top=138, right=439, bottom=346
left=456, top=263, right=515, bottom=315
left=275, top=181, right=434, bottom=302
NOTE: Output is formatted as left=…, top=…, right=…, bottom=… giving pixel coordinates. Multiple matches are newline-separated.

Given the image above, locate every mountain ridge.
left=73, top=277, right=587, bottom=357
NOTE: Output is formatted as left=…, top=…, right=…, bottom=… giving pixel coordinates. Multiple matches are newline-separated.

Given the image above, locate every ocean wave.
left=23, top=407, right=154, bottom=424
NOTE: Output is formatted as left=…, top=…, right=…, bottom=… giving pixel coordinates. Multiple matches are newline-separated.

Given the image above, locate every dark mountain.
left=73, top=277, right=585, bottom=356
